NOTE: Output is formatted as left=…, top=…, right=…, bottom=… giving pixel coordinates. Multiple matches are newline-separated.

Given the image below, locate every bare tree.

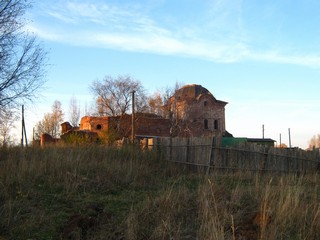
left=0, top=108, right=17, bottom=146
left=149, top=81, right=184, bottom=119
left=35, top=100, right=64, bottom=138
left=35, top=112, right=53, bottom=139
left=90, top=75, right=147, bottom=116
left=51, top=100, right=64, bottom=137
left=308, top=134, right=320, bottom=149
left=148, top=82, right=185, bottom=137
left=69, top=95, right=80, bottom=127
left=0, top=0, right=47, bottom=110
left=148, top=92, right=163, bottom=116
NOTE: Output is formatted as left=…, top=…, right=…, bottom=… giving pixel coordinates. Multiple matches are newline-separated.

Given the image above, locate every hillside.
left=0, top=146, right=319, bottom=239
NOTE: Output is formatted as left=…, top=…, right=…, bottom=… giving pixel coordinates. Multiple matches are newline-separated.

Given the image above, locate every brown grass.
left=0, top=145, right=319, bottom=239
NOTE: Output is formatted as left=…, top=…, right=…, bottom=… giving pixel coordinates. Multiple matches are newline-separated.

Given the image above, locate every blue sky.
left=20, top=0, right=320, bottom=148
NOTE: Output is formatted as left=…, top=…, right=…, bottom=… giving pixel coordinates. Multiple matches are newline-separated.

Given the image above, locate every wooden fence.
left=149, top=137, right=320, bottom=173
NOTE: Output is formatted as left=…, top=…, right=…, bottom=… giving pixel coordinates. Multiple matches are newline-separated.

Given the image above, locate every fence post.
left=169, top=137, right=172, bottom=162
left=260, top=146, right=270, bottom=172
left=206, top=136, right=216, bottom=174
left=316, top=149, right=320, bottom=173
left=186, top=138, right=190, bottom=163
left=315, top=148, right=320, bottom=173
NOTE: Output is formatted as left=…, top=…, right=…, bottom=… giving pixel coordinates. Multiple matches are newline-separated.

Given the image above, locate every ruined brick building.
left=40, top=84, right=229, bottom=146
left=167, top=84, right=228, bottom=137
left=76, top=84, right=229, bottom=140
left=79, top=113, right=171, bottom=140
left=38, top=84, right=278, bottom=147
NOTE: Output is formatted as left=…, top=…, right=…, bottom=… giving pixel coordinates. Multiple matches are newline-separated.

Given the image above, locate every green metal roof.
left=221, top=137, right=247, bottom=147
left=221, top=137, right=275, bottom=147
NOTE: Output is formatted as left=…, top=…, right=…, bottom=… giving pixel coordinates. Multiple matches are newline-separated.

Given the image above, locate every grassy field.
left=0, top=145, right=319, bottom=240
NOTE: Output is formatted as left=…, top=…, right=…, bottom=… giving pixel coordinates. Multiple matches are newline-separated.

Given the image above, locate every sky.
left=17, top=0, right=320, bottom=149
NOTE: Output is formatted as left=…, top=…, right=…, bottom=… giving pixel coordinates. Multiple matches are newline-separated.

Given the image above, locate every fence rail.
left=148, top=137, right=320, bottom=173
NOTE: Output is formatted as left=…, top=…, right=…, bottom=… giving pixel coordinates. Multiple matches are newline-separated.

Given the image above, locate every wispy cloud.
left=248, top=51, right=320, bottom=68
left=47, top=11, right=77, bottom=24
left=66, top=2, right=103, bottom=19
left=29, top=1, right=320, bottom=68
left=27, top=24, right=64, bottom=42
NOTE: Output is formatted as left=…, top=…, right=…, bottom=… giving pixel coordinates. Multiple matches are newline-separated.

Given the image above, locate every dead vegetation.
left=0, top=146, right=319, bottom=239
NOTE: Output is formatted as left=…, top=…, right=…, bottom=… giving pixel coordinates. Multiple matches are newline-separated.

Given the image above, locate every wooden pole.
left=21, top=105, right=28, bottom=147
left=206, top=136, right=216, bottom=174
left=21, top=105, right=24, bottom=147
left=23, top=121, right=28, bottom=146
left=279, top=133, right=282, bottom=148
left=288, top=128, right=292, bottom=148
left=131, top=91, right=135, bottom=143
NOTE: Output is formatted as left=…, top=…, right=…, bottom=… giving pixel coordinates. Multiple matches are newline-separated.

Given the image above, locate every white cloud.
left=47, top=11, right=77, bottom=24
left=29, top=1, right=320, bottom=68
left=66, top=2, right=103, bottom=19
left=248, top=51, right=320, bottom=68
left=26, top=24, right=64, bottom=42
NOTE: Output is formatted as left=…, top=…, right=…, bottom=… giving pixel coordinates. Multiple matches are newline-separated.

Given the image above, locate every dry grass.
left=0, top=146, right=319, bottom=239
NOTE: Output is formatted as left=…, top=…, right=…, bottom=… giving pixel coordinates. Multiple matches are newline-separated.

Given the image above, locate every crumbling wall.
left=169, top=84, right=227, bottom=137
left=77, top=84, right=228, bottom=141
left=40, top=133, right=59, bottom=147
left=61, top=122, right=73, bottom=134
left=80, top=116, right=109, bottom=132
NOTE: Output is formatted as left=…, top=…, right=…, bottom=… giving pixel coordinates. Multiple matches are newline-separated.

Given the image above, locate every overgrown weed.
left=0, top=146, right=319, bottom=239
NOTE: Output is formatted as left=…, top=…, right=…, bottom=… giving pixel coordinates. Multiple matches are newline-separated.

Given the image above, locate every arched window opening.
left=214, top=120, right=218, bottom=130
left=204, top=119, right=208, bottom=130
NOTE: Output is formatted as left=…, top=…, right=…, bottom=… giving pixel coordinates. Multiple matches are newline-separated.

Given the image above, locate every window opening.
left=214, top=120, right=218, bottom=130
left=204, top=119, right=208, bottom=129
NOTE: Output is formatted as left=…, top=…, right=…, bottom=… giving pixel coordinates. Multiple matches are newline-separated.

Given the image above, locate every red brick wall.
left=169, top=92, right=227, bottom=137
left=79, top=85, right=228, bottom=140
left=80, top=115, right=171, bottom=139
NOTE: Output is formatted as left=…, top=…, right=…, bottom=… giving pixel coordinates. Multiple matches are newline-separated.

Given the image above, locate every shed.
left=221, top=137, right=275, bottom=147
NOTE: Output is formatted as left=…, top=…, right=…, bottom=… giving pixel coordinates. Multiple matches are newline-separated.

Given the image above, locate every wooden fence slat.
left=153, top=137, right=320, bottom=173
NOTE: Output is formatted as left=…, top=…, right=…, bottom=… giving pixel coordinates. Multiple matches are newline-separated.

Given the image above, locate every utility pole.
left=279, top=133, right=282, bottom=148
left=288, top=128, right=292, bottom=148
left=21, top=105, right=28, bottom=147
left=262, top=124, right=265, bottom=139
left=131, top=91, right=135, bottom=144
